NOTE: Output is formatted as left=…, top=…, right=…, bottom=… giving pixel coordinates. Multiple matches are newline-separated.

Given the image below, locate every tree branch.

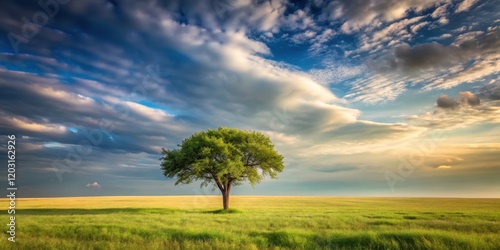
left=210, top=172, right=224, bottom=192
left=244, top=152, right=251, bottom=166
left=245, top=163, right=260, bottom=167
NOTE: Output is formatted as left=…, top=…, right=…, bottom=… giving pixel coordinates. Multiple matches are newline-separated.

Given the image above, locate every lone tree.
left=161, top=127, right=284, bottom=210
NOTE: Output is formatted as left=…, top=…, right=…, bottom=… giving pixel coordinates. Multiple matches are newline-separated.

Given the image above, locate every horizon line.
left=2, top=195, right=499, bottom=199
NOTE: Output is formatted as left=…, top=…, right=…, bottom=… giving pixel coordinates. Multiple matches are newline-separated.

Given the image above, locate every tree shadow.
left=201, top=208, right=243, bottom=214
left=16, top=208, right=182, bottom=215
left=17, top=208, right=244, bottom=216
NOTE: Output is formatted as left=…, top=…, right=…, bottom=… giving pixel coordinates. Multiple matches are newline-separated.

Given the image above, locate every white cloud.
left=332, top=0, right=449, bottom=33
left=437, top=17, right=449, bottom=25
left=431, top=3, right=450, bottom=18
left=410, top=21, right=430, bottom=33
left=240, top=0, right=286, bottom=32
left=372, top=16, right=425, bottom=41
left=125, top=102, right=173, bottom=122
left=356, top=16, right=425, bottom=54
left=451, top=31, right=484, bottom=45
left=283, top=9, right=316, bottom=31
left=344, top=74, right=406, bottom=104
left=86, top=182, right=101, bottom=188
left=290, top=30, right=317, bottom=44
left=455, top=0, right=478, bottom=13
left=307, top=61, right=364, bottom=86
left=309, top=28, right=336, bottom=54
left=425, top=53, right=500, bottom=90
left=435, top=33, right=452, bottom=39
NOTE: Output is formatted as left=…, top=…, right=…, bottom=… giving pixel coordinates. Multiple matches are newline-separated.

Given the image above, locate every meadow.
left=1, top=196, right=499, bottom=249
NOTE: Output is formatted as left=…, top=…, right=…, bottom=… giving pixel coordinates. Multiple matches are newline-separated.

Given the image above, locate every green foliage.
left=161, top=127, right=284, bottom=190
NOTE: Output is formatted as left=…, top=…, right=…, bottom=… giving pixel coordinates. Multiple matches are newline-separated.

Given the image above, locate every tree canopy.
left=161, top=127, right=284, bottom=209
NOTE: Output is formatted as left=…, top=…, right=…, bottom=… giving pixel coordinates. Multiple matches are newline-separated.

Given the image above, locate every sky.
left=0, top=0, right=499, bottom=198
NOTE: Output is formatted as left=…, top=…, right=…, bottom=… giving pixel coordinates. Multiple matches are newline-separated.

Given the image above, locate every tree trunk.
left=222, top=190, right=229, bottom=210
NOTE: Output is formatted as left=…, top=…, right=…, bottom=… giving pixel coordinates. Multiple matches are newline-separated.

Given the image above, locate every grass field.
left=1, top=196, right=499, bottom=249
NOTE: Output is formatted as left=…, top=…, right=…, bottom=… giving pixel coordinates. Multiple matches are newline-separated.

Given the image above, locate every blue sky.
left=0, top=0, right=499, bottom=197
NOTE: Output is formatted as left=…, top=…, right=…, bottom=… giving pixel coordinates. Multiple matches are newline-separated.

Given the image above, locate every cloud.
left=436, top=33, right=452, bottom=39
left=0, top=0, right=390, bottom=186
left=125, top=101, right=174, bottom=122
left=372, top=16, right=425, bottom=41
left=376, top=29, right=500, bottom=72
left=460, top=91, right=480, bottom=106
left=452, top=31, right=484, bottom=45
left=344, top=73, right=406, bottom=104
left=455, top=0, right=478, bottom=13
left=86, top=182, right=101, bottom=188
left=477, top=81, right=500, bottom=100
left=437, top=165, right=452, bottom=169
left=0, top=1, right=348, bottom=143
left=270, top=121, right=425, bottom=159
left=354, top=16, right=425, bottom=54
left=308, top=28, right=336, bottom=54
left=282, top=9, right=317, bottom=31
left=437, top=17, right=449, bottom=25
left=409, top=102, right=500, bottom=129
left=307, top=61, right=364, bottom=86
left=391, top=43, right=466, bottom=72
left=436, top=91, right=480, bottom=109
left=431, top=3, right=450, bottom=18
left=0, top=0, right=498, bottom=198
left=409, top=95, right=500, bottom=129
left=370, top=29, right=500, bottom=90
left=329, top=0, right=447, bottom=33
left=437, top=95, right=460, bottom=109
left=410, top=21, right=430, bottom=33
left=424, top=55, right=499, bottom=90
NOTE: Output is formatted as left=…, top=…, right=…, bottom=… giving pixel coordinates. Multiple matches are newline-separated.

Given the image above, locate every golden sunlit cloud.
left=10, top=117, right=66, bottom=134
left=437, top=165, right=452, bottom=169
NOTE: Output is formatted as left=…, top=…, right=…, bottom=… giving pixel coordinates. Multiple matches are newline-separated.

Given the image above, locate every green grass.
left=1, top=196, right=499, bottom=249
